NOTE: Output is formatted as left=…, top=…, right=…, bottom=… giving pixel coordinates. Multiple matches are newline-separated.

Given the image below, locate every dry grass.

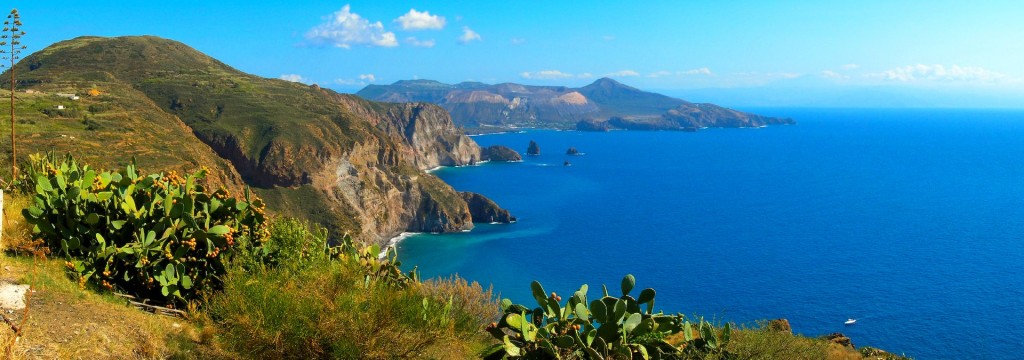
left=2, top=192, right=35, bottom=255
left=0, top=255, right=217, bottom=359
left=420, top=275, right=500, bottom=329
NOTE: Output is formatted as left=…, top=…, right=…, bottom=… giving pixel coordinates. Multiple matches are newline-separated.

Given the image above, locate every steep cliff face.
left=12, top=35, right=493, bottom=245
left=370, top=100, right=481, bottom=169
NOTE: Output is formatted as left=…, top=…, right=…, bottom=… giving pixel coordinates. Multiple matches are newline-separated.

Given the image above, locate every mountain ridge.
left=356, top=77, right=794, bottom=131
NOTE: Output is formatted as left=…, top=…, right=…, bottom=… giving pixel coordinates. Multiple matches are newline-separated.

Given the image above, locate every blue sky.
left=13, top=1, right=1024, bottom=106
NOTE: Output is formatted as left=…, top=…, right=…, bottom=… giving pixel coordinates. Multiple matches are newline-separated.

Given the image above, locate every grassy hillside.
left=1, top=35, right=480, bottom=242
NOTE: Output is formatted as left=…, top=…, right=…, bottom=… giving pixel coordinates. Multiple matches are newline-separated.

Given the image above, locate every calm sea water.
left=398, top=108, right=1024, bottom=359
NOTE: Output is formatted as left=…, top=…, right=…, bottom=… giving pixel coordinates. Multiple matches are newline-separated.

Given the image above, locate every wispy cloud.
left=841, top=63, right=860, bottom=70
left=647, top=70, right=673, bottom=78
left=304, top=5, right=398, bottom=49
left=394, top=9, right=446, bottom=30
left=680, top=67, right=713, bottom=76
left=510, top=37, right=527, bottom=45
left=279, top=74, right=311, bottom=84
left=602, top=35, right=615, bottom=41
left=521, top=70, right=574, bottom=79
left=459, top=26, right=482, bottom=44
left=604, top=70, right=639, bottom=77
left=335, top=73, right=377, bottom=86
left=405, top=37, right=436, bottom=48
left=820, top=70, right=848, bottom=80
left=578, top=72, right=594, bottom=79
left=871, top=64, right=1006, bottom=82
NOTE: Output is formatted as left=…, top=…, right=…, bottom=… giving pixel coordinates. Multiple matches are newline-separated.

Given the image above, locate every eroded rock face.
left=482, top=145, right=522, bottom=162
left=375, top=101, right=481, bottom=169
left=314, top=97, right=482, bottom=243
left=460, top=192, right=516, bottom=224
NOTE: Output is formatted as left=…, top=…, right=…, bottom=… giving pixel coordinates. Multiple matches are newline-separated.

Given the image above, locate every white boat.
left=844, top=318, right=857, bottom=325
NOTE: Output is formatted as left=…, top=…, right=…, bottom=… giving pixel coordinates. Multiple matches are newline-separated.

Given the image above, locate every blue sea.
left=397, top=108, right=1024, bottom=359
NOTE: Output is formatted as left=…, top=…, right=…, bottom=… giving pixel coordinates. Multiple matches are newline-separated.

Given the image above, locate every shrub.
left=41, top=107, right=79, bottom=118
left=20, top=153, right=268, bottom=304
left=87, top=103, right=112, bottom=113
left=82, top=116, right=102, bottom=131
left=232, top=217, right=331, bottom=275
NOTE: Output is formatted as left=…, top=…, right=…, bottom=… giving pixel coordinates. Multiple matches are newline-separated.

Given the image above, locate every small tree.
left=0, top=9, right=25, bottom=182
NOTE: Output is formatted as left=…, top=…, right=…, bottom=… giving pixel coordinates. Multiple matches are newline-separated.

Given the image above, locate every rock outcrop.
left=566, top=147, right=579, bottom=155
left=824, top=333, right=854, bottom=348
left=481, top=145, right=522, bottom=162
left=767, top=319, right=792, bottom=334
left=527, top=140, right=540, bottom=155
left=576, top=119, right=610, bottom=132
left=460, top=192, right=516, bottom=224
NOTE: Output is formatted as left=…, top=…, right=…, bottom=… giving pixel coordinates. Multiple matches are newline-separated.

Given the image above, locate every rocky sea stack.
left=460, top=192, right=516, bottom=223
left=481, top=145, right=522, bottom=162
left=566, top=147, right=579, bottom=155
left=527, top=140, right=541, bottom=155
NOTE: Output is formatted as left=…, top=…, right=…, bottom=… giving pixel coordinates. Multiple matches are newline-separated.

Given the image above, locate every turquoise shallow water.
left=398, top=108, right=1024, bottom=359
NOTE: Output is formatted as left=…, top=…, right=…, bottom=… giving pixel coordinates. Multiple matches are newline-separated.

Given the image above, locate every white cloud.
left=279, top=74, right=310, bottom=84
left=820, top=70, right=848, bottom=79
left=872, top=64, right=1007, bottom=82
left=841, top=63, right=860, bottom=70
left=604, top=70, right=639, bottom=77
left=602, top=35, right=615, bottom=41
left=647, top=70, right=673, bottom=78
left=359, top=74, right=376, bottom=82
left=680, top=67, right=713, bottom=76
left=304, top=5, right=398, bottom=49
left=577, top=72, right=594, bottom=79
left=394, top=9, right=446, bottom=30
left=510, top=37, right=527, bottom=45
left=459, top=26, right=481, bottom=44
left=521, top=70, right=574, bottom=79
left=405, top=37, right=436, bottom=47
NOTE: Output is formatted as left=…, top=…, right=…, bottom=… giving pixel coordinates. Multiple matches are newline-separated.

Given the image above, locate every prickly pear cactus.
left=22, top=153, right=268, bottom=305
left=481, top=274, right=730, bottom=360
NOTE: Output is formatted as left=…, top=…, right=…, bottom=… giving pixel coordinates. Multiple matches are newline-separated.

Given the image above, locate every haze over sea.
left=398, top=108, right=1024, bottom=359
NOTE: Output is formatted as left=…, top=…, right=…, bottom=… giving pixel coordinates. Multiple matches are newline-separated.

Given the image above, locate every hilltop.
left=1, top=35, right=509, bottom=244
left=357, top=77, right=794, bottom=132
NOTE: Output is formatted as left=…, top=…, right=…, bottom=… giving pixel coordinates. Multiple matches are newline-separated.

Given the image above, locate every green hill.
left=2, top=35, right=500, bottom=243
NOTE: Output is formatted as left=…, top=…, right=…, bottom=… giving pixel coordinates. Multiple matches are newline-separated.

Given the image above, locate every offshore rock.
left=460, top=192, right=516, bottom=224
left=527, top=140, right=541, bottom=155
left=481, top=145, right=522, bottom=162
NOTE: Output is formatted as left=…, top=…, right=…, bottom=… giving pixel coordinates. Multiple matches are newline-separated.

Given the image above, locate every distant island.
left=357, top=77, right=795, bottom=133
